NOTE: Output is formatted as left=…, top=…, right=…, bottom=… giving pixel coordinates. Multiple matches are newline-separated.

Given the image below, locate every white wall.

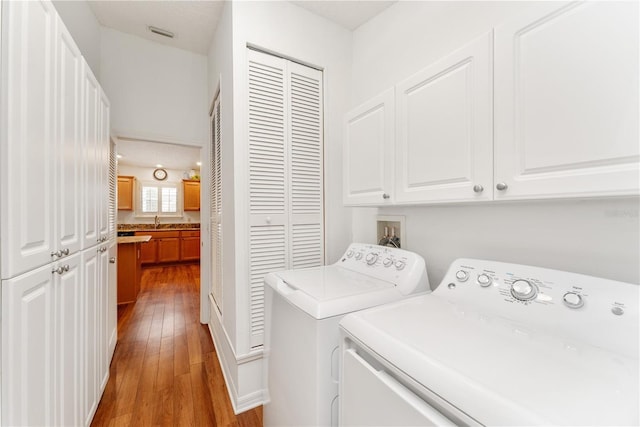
left=116, top=164, right=201, bottom=225
left=100, top=28, right=208, bottom=147
left=52, top=0, right=102, bottom=79
left=350, top=1, right=640, bottom=286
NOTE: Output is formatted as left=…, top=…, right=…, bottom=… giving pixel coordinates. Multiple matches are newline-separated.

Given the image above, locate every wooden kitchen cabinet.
left=117, top=242, right=141, bottom=304
left=157, top=231, right=181, bottom=263
left=117, top=176, right=135, bottom=210
left=181, top=230, right=201, bottom=261
left=183, top=180, right=201, bottom=211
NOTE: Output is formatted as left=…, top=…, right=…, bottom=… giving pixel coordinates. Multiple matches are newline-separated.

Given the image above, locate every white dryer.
left=339, top=259, right=639, bottom=426
left=263, top=243, right=430, bottom=427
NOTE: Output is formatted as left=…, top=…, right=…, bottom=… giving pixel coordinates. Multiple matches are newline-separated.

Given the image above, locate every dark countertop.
left=118, top=223, right=200, bottom=232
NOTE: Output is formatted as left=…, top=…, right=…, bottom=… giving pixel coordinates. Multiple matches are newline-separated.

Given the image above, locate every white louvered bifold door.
left=248, top=50, right=288, bottom=348
left=210, top=96, right=223, bottom=314
left=288, top=62, right=324, bottom=270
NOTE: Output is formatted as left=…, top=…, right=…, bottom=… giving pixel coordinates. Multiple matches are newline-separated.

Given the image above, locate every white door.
left=0, top=0, right=57, bottom=279
left=494, top=1, right=639, bottom=199
left=55, top=253, right=83, bottom=426
left=56, top=14, right=83, bottom=257
left=97, top=90, right=111, bottom=241
left=1, top=264, right=56, bottom=426
left=82, top=62, right=100, bottom=249
left=341, top=349, right=455, bottom=427
left=395, top=32, right=493, bottom=204
left=83, top=248, right=99, bottom=425
left=343, top=88, right=394, bottom=206
left=98, top=243, right=111, bottom=392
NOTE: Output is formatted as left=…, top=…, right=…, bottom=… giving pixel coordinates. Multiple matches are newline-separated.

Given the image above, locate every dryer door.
left=341, top=348, right=455, bottom=427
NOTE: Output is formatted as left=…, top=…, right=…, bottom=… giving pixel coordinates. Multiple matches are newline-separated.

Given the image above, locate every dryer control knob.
left=563, top=292, right=584, bottom=309
left=394, top=260, right=406, bottom=271
left=477, top=274, right=492, bottom=287
left=355, top=252, right=363, bottom=260
left=383, top=258, right=393, bottom=267
left=366, top=253, right=378, bottom=265
left=346, top=250, right=354, bottom=258
left=455, top=270, right=469, bottom=282
left=511, top=279, right=537, bottom=301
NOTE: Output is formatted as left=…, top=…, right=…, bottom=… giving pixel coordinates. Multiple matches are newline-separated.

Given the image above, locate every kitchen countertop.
left=117, top=235, right=152, bottom=244
left=118, top=223, right=200, bottom=232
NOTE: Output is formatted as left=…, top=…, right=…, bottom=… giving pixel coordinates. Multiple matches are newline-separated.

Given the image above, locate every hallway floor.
left=91, top=264, right=262, bottom=427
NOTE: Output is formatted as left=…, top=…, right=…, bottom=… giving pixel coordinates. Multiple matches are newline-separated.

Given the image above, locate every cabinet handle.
left=63, top=265, right=70, bottom=272
left=496, top=182, right=508, bottom=191
left=52, top=266, right=64, bottom=275
left=51, top=250, right=63, bottom=258
left=62, top=248, right=70, bottom=256
left=473, top=185, right=484, bottom=193
left=382, top=193, right=390, bottom=199
left=109, top=257, right=116, bottom=264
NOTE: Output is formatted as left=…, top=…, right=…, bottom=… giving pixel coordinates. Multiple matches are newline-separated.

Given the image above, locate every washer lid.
left=340, top=294, right=639, bottom=426
left=265, top=266, right=403, bottom=319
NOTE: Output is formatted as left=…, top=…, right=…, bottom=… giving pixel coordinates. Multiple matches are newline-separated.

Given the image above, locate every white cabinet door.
left=395, top=32, right=493, bottom=204
left=1, top=264, right=56, bottom=427
left=83, top=248, right=100, bottom=425
left=344, top=89, right=394, bottom=206
left=82, top=62, right=100, bottom=249
left=97, top=244, right=111, bottom=392
left=0, top=0, right=57, bottom=279
left=56, top=15, right=83, bottom=257
left=55, top=253, right=83, bottom=427
left=494, top=2, right=639, bottom=199
left=97, top=90, right=111, bottom=241
left=107, top=243, right=118, bottom=359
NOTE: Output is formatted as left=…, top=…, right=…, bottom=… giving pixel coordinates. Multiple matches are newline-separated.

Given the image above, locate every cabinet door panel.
left=117, top=176, right=134, bottom=210
left=83, top=64, right=100, bottom=249
left=1, top=264, right=55, bottom=426
left=83, top=249, right=99, bottom=425
left=344, top=89, right=394, bottom=206
left=1, top=0, right=56, bottom=279
left=98, top=91, right=110, bottom=239
left=56, top=16, right=83, bottom=256
left=395, top=32, right=493, bottom=203
left=56, top=253, right=82, bottom=426
left=494, top=2, right=639, bottom=199
left=158, top=238, right=180, bottom=262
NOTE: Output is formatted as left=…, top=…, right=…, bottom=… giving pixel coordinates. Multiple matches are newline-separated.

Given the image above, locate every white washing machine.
left=263, top=243, right=430, bottom=427
left=340, top=258, right=639, bottom=426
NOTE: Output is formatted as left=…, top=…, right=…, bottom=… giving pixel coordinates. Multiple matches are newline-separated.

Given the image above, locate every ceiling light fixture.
left=156, top=164, right=163, bottom=168
left=116, top=154, right=123, bottom=159
left=148, top=26, right=174, bottom=39
left=196, top=161, right=202, bottom=166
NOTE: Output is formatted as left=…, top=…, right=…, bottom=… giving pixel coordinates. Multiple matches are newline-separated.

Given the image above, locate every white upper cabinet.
left=82, top=63, right=100, bottom=249
left=395, top=31, right=493, bottom=203
left=494, top=1, right=639, bottom=199
left=0, top=0, right=57, bottom=279
left=344, top=88, right=394, bottom=206
left=56, top=14, right=83, bottom=258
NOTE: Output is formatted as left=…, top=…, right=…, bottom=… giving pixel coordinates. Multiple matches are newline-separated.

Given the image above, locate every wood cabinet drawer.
left=181, top=230, right=200, bottom=237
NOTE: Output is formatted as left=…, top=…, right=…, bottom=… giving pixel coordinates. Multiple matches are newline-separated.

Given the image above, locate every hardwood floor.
left=92, top=264, right=262, bottom=427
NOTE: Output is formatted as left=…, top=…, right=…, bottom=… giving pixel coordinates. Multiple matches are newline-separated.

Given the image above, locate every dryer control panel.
left=437, top=258, right=639, bottom=357
left=339, top=244, right=430, bottom=295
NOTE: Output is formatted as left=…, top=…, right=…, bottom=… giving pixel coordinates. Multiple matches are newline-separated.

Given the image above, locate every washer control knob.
left=455, top=270, right=469, bottom=282
left=477, top=274, right=492, bottom=287
left=383, top=258, right=394, bottom=267
left=562, top=292, right=584, bottom=309
left=346, top=250, right=354, bottom=258
left=366, top=253, right=378, bottom=265
left=510, top=279, right=537, bottom=301
left=354, top=252, right=363, bottom=260
left=611, top=306, right=624, bottom=316
left=394, top=260, right=406, bottom=271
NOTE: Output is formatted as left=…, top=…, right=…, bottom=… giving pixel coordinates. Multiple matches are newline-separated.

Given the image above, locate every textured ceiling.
left=89, top=1, right=396, bottom=55
left=116, top=138, right=201, bottom=172
left=88, top=1, right=223, bottom=54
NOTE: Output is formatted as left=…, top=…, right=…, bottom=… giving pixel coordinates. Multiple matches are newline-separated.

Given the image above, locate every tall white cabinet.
left=0, top=1, right=116, bottom=426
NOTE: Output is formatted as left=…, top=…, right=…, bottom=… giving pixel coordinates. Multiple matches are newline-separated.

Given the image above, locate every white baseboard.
left=207, top=296, right=267, bottom=414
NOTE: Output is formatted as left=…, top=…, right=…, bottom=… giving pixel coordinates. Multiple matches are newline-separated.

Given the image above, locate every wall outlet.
left=376, top=215, right=406, bottom=248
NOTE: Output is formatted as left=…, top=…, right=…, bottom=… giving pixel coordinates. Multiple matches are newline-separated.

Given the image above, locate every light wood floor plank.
left=91, top=264, right=262, bottom=427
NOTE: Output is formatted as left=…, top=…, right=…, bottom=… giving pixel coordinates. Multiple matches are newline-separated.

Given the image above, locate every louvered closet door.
left=247, top=50, right=288, bottom=348
left=288, top=62, right=324, bottom=269
left=210, top=97, right=223, bottom=313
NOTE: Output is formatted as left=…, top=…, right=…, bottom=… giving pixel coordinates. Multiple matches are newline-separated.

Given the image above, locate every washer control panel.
left=340, top=243, right=430, bottom=294
left=439, top=258, right=639, bottom=355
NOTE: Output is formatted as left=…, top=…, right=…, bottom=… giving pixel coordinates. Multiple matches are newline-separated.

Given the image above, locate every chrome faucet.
left=154, top=215, right=160, bottom=229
